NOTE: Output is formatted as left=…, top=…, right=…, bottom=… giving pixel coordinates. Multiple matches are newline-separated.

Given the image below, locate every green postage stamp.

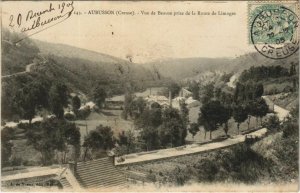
left=248, top=2, right=299, bottom=59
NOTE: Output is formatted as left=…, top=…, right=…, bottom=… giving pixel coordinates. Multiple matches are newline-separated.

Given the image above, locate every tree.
left=198, top=116, right=211, bottom=140
left=1, top=127, right=14, bottom=167
left=135, top=108, right=162, bottom=151
left=180, top=101, right=189, bottom=127
left=135, top=108, right=162, bottom=129
left=26, top=119, right=81, bottom=165
left=64, top=122, right=81, bottom=161
left=201, top=83, right=214, bottom=104
left=179, top=101, right=189, bottom=144
left=254, top=83, right=264, bottom=98
left=117, top=130, right=136, bottom=154
left=122, top=92, right=135, bottom=120
left=13, top=81, right=49, bottom=124
left=245, top=98, right=267, bottom=129
left=131, top=97, right=147, bottom=118
left=92, top=86, right=107, bottom=109
left=290, top=62, right=297, bottom=76
left=245, top=101, right=254, bottom=129
left=118, top=131, right=128, bottom=146
left=83, top=124, right=114, bottom=160
left=234, top=82, right=264, bottom=102
left=214, top=87, right=222, bottom=100
left=140, top=126, right=160, bottom=151
left=168, top=82, right=181, bottom=99
left=199, top=100, right=226, bottom=139
left=96, top=125, right=114, bottom=150
left=219, top=105, right=232, bottom=136
left=49, top=83, right=69, bottom=119
left=264, top=115, right=280, bottom=131
left=254, top=98, right=269, bottom=124
left=82, top=130, right=103, bottom=161
left=72, top=95, right=81, bottom=114
left=188, top=81, right=200, bottom=100
left=159, top=108, right=187, bottom=147
left=233, top=104, right=248, bottom=134
left=189, top=123, right=200, bottom=141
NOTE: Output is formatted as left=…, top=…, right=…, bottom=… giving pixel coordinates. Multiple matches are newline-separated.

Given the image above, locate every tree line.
left=239, top=65, right=291, bottom=82
left=195, top=81, right=269, bottom=140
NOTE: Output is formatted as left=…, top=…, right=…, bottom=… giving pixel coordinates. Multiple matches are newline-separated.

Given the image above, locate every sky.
left=2, top=1, right=255, bottom=63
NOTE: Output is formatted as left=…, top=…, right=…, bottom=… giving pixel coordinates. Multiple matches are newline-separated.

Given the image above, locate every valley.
left=1, top=28, right=299, bottom=190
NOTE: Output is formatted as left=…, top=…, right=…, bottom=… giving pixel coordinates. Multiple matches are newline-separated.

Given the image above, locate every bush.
left=114, top=145, right=127, bottom=157
left=10, top=157, right=23, bottom=166
left=193, top=144, right=271, bottom=183
left=195, top=158, right=219, bottom=182
left=146, top=170, right=157, bottom=182
left=263, top=115, right=280, bottom=131
left=22, top=160, right=38, bottom=166
left=77, top=106, right=91, bottom=120
left=169, top=166, right=191, bottom=185
left=282, top=121, right=298, bottom=138
left=64, top=112, right=76, bottom=121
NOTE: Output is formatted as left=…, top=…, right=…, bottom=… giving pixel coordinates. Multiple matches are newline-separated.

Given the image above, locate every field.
left=76, top=87, right=165, bottom=143
left=75, top=110, right=135, bottom=144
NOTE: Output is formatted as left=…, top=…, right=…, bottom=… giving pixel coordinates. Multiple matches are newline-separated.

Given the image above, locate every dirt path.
left=262, top=96, right=290, bottom=121
left=1, top=62, right=36, bottom=79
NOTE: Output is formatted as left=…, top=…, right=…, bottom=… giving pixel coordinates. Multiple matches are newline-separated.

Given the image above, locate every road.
left=1, top=62, right=36, bottom=79
left=115, top=97, right=290, bottom=165
left=262, top=96, right=290, bottom=121
left=116, top=128, right=268, bottom=165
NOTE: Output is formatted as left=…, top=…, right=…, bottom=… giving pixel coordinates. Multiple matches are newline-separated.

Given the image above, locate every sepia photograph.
left=1, top=1, right=299, bottom=192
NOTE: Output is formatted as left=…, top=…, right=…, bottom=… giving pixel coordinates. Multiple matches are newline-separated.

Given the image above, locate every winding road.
left=262, top=96, right=290, bottom=121
left=1, top=62, right=36, bottom=79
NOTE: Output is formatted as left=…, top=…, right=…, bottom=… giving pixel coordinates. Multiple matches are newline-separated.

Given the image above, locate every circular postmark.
left=251, top=5, right=299, bottom=59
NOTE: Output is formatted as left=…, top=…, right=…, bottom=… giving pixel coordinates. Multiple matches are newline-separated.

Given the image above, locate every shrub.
left=1, top=120, right=6, bottom=126
left=282, top=122, right=298, bottom=138
left=10, top=157, right=23, bottom=166
left=64, top=112, right=76, bottom=121
left=195, top=158, right=219, bottom=182
left=77, top=106, right=91, bottom=120
left=263, top=115, right=280, bottom=131
left=114, top=145, right=127, bottom=157
left=146, top=170, right=157, bottom=182
left=169, top=166, right=191, bottom=186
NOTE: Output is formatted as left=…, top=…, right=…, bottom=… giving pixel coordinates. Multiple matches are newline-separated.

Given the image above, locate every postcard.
left=1, top=1, right=299, bottom=192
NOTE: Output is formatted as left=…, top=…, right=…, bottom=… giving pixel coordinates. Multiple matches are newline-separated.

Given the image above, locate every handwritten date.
left=9, top=1, right=74, bottom=34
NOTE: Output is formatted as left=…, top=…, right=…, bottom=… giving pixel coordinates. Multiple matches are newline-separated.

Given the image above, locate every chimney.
left=169, top=90, right=172, bottom=107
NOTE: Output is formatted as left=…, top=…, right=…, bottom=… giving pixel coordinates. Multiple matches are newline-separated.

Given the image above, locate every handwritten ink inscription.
left=8, top=1, right=74, bottom=41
